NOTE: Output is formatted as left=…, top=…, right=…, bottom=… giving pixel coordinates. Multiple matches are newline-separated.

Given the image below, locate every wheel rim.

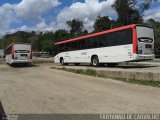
left=93, top=59, right=98, bottom=66
left=61, top=59, right=64, bottom=65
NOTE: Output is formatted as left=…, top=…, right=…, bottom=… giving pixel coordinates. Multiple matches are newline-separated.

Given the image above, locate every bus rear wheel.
left=91, top=56, right=99, bottom=67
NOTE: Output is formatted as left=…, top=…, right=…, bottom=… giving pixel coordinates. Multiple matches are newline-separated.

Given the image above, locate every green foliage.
left=146, top=19, right=160, bottom=57
left=42, top=43, right=53, bottom=54
left=93, top=15, right=112, bottom=32
left=112, top=0, right=157, bottom=26
left=53, top=29, right=70, bottom=42
left=66, top=18, right=84, bottom=36
left=112, top=0, right=143, bottom=25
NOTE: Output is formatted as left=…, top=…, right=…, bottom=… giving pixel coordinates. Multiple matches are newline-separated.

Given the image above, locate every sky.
left=0, top=0, right=160, bottom=37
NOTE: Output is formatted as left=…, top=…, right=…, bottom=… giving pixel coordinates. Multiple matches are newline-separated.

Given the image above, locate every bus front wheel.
left=60, top=58, right=68, bottom=66
left=91, top=56, right=99, bottom=67
left=60, top=58, right=65, bottom=65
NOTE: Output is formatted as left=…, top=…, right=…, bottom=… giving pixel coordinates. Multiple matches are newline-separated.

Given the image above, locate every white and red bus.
left=54, top=24, right=155, bottom=67
left=6, top=43, right=32, bottom=65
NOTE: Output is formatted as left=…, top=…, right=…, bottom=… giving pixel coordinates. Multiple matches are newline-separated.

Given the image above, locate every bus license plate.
left=145, top=44, right=152, bottom=48
left=21, top=54, right=27, bottom=57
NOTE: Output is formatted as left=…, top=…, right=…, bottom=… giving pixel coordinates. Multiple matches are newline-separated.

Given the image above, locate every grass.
left=51, top=66, right=160, bottom=88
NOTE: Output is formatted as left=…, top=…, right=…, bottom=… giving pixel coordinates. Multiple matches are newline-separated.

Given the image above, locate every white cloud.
left=57, top=0, right=116, bottom=31
left=144, top=8, right=160, bottom=22
left=15, top=0, right=60, bottom=22
left=8, top=0, right=117, bottom=34
left=0, top=0, right=61, bottom=36
left=0, top=3, right=16, bottom=31
left=0, top=0, right=116, bottom=36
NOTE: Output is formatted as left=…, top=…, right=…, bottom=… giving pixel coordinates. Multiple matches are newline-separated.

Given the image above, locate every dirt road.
left=0, top=64, right=160, bottom=114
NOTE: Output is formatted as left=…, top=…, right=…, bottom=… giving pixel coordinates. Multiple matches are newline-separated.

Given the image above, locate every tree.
left=93, top=15, right=113, bottom=32
left=146, top=19, right=160, bottom=57
left=112, top=0, right=142, bottom=25
left=82, top=29, right=88, bottom=35
left=66, top=19, right=84, bottom=36
left=53, top=29, right=70, bottom=42
left=41, top=40, right=54, bottom=54
left=112, top=0, right=157, bottom=26
left=28, top=36, right=40, bottom=51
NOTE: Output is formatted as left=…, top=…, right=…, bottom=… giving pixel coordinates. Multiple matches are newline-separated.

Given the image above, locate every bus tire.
left=91, top=56, right=99, bottom=67
left=60, top=58, right=65, bottom=65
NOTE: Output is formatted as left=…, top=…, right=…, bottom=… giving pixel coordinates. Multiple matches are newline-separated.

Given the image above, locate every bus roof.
left=55, top=24, right=151, bottom=45
left=6, top=43, right=31, bottom=50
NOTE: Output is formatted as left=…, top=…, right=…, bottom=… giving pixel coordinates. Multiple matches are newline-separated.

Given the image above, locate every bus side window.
left=97, top=35, right=108, bottom=47
left=110, top=32, right=120, bottom=46
left=87, top=37, right=98, bottom=49
left=79, top=39, right=87, bottom=50
left=125, top=29, right=133, bottom=44
left=64, top=43, right=71, bottom=51
left=59, top=44, right=65, bottom=52
left=54, top=45, right=58, bottom=55
left=71, top=41, right=78, bottom=51
left=109, top=29, right=133, bottom=47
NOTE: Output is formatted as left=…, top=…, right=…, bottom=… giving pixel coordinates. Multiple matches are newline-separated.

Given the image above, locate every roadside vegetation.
left=0, top=0, right=159, bottom=57
left=51, top=66, right=160, bottom=88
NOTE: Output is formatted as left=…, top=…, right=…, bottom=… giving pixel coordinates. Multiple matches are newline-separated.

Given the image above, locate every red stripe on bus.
left=133, top=27, right=138, bottom=54
left=30, top=49, right=32, bottom=59
left=55, top=24, right=137, bottom=45
left=12, top=45, right=14, bottom=59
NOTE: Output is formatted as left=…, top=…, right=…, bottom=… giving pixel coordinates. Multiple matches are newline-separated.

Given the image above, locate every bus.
left=6, top=43, right=32, bottom=65
left=54, top=24, right=155, bottom=67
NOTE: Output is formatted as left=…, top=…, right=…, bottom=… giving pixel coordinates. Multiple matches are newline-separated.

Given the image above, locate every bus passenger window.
left=87, top=37, right=98, bottom=48
left=71, top=41, right=78, bottom=51
left=97, top=35, right=108, bottom=47
left=79, top=40, right=87, bottom=49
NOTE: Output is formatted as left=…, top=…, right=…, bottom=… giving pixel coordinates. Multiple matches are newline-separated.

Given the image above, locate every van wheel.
left=91, top=56, right=99, bottom=67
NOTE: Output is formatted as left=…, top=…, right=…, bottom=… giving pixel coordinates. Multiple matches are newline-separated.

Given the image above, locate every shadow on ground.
left=0, top=101, right=6, bottom=119
left=10, top=64, right=39, bottom=68
left=57, top=63, right=158, bottom=69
